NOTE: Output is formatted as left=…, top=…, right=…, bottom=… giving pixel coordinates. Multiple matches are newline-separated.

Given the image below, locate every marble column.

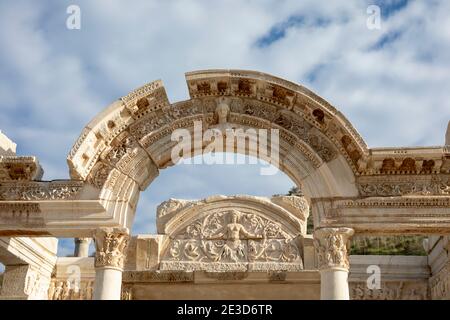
left=313, top=227, right=354, bottom=300
left=93, top=228, right=129, bottom=300
left=74, top=238, right=91, bottom=257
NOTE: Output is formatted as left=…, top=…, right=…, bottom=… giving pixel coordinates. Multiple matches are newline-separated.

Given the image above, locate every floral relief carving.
left=0, top=181, right=84, bottom=201
left=88, top=162, right=112, bottom=189
left=350, top=281, right=428, bottom=300
left=357, top=175, right=450, bottom=196
left=104, top=136, right=136, bottom=166
left=229, top=100, right=337, bottom=162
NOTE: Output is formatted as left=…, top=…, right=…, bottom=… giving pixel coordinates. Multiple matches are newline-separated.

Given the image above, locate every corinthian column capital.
left=94, top=228, right=129, bottom=270
left=313, top=227, right=354, bottom=271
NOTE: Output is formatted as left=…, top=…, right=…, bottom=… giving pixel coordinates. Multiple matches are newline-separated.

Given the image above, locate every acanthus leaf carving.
left=94, top=228, right=129, bottom=270
left=357, top=175, right=450, bottom=196
left=313, top=227, right=354, bottom=270
left=0, top=181, right=84, bottom=201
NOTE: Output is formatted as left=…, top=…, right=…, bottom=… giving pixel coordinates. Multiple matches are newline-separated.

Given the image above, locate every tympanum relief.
left=160, top=209, right=303, bottom=272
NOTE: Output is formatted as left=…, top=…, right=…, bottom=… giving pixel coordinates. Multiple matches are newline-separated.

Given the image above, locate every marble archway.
left=1, top=69, right=449, bottom=300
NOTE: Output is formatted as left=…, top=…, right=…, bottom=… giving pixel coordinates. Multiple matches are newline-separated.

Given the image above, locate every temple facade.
left=0, top=69, right=449, bottom=300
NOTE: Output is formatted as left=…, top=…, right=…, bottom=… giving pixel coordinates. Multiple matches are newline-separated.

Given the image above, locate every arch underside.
left=1, top=69, right=449, bottom=237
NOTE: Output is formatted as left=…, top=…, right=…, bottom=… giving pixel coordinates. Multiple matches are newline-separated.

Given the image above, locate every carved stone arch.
left=67, top=69, right=366, bottom=230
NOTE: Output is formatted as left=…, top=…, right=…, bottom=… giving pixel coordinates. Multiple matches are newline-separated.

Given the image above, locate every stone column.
left=74, top=238, right=91, bottom=257
left=93, top=228, right=129, bottom=300
left=313, top=227, right=354, bottom=300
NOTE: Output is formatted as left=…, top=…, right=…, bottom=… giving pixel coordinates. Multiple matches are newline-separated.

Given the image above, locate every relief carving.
left=94, top=228, right=130, bottom=270
left=350, top=281, right=428, bottom=300
left=88, top=162, right=112, bottom=189
left=0, top=181, right=84, bottom=201
left=430, top=262, right=450, bottom=299
left=160, top=209, right=303, bottom=271
left=121, top=285, right=133, bottom=300
left=357, top=175, right=450, bottom=196
left=48, top=280, right=93, bottom=300
left=313, top=227, right=354, bottom=270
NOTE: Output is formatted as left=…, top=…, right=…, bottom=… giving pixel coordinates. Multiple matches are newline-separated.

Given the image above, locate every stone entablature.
left=45, top=253, right=433, bottom=300
left=312, top=196, right=450, bottom=234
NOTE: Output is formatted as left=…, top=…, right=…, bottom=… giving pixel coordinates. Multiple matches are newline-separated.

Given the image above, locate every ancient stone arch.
left=1, top=69, right=449, bottom=300
left=68, top=70, right=366, bottom=208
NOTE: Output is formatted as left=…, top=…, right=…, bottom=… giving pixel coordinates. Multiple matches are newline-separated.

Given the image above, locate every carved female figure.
left=209, top=210, right=262, bottom=262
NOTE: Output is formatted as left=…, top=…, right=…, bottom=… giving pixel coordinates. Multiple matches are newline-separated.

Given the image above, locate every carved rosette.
left=94, top=228, right=129, bottom=270
left=313, top=227, right=354, bottom=271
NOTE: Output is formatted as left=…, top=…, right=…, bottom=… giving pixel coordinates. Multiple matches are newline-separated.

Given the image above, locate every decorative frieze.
left=123, top=271, right=194, bottom=283
left=350, top=281, right=428, bottom=300
left=0, top=180, right=84, bottom=201
left=357, top=175, right=450, bottom=196
left=334, top=196, right=450, bottom=209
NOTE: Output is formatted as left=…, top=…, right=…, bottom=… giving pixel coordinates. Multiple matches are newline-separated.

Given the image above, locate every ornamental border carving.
left=0, top=180, right=84, bottom=201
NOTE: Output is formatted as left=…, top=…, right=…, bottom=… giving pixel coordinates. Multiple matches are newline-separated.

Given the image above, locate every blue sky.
left=0, top=0, right=449, bottom=257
